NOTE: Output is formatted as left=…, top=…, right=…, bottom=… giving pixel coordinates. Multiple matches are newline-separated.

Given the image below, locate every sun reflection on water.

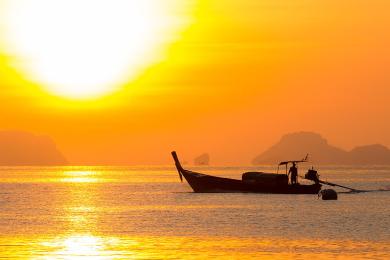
left=40, top=235, right=119, bottom=260
left=60, top=171, right=100, bottom=183
left=0, top=235, right=387, bottom=259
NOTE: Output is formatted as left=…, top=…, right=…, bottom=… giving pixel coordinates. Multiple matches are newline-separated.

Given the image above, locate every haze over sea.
left=0, top=165, right=389, bottom=259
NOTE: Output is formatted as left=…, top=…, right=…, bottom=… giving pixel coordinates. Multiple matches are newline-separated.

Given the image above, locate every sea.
left=0, top=165, right=389, bottom=259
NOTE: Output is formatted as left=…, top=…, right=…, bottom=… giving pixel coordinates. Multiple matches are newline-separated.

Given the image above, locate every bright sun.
left=2, top=0, right=191, bottom=99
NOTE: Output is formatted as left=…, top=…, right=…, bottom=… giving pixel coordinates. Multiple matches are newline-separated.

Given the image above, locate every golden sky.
left=0, top=0, right=389, bottom=164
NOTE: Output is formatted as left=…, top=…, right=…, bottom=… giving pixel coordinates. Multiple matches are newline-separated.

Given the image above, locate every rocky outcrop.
left=0, top=131, right=68, bottom=165
left=194, top=153, right=210, bottom=165
left=253, top=132, right=390, bottom=165
left=348, top=144, right=390, bottom=164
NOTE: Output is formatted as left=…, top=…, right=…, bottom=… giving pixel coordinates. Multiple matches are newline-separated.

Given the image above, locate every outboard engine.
left=305, top=168, right=320, bottom=183
left=319, top=189, right=338, bottom=200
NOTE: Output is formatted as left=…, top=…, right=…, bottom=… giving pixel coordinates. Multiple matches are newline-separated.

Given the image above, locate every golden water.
left=0, top=166, right=389, bottom=259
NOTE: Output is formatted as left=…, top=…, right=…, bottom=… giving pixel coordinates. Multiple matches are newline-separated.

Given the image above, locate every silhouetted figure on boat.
left=289, top=162, right=298, bottom=184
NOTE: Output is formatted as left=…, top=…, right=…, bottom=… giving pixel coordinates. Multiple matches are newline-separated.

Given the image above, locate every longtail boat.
left=171, top=151, right=322, bottom=194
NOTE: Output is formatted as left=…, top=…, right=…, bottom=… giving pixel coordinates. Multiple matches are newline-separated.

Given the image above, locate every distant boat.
left=171, top=151, right=322, bottom=194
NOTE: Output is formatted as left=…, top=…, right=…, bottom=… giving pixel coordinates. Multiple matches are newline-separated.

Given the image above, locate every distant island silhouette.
left=0, top=131, right=68, bottom=166
left=194, top=153, right=210, bottom=165
left=253, top=132, right=390, bottom=165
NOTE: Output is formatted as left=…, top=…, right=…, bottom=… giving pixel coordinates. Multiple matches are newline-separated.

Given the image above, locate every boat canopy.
left=277, top=154, right=309, bottom=174
left=278, top=154, right=309, bottom=166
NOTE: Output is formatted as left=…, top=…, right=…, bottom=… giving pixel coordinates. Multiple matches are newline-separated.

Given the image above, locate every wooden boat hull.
left=172, top=152, right=321, bottom=194
left=181, top=169, right=321, bottom=194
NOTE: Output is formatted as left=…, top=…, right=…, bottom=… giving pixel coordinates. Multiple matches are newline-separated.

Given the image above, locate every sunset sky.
left=0, top=0, right=389, bottom=165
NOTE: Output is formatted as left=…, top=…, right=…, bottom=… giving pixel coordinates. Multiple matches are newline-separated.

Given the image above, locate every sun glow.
left=1, top=0, right=192, bottom=99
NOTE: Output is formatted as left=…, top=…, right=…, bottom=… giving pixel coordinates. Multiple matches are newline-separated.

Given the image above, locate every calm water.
left=0, top=165, right=389, bottom=259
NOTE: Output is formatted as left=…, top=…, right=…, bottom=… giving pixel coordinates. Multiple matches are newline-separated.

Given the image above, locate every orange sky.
left=0, top=0, right=389, bottom=165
